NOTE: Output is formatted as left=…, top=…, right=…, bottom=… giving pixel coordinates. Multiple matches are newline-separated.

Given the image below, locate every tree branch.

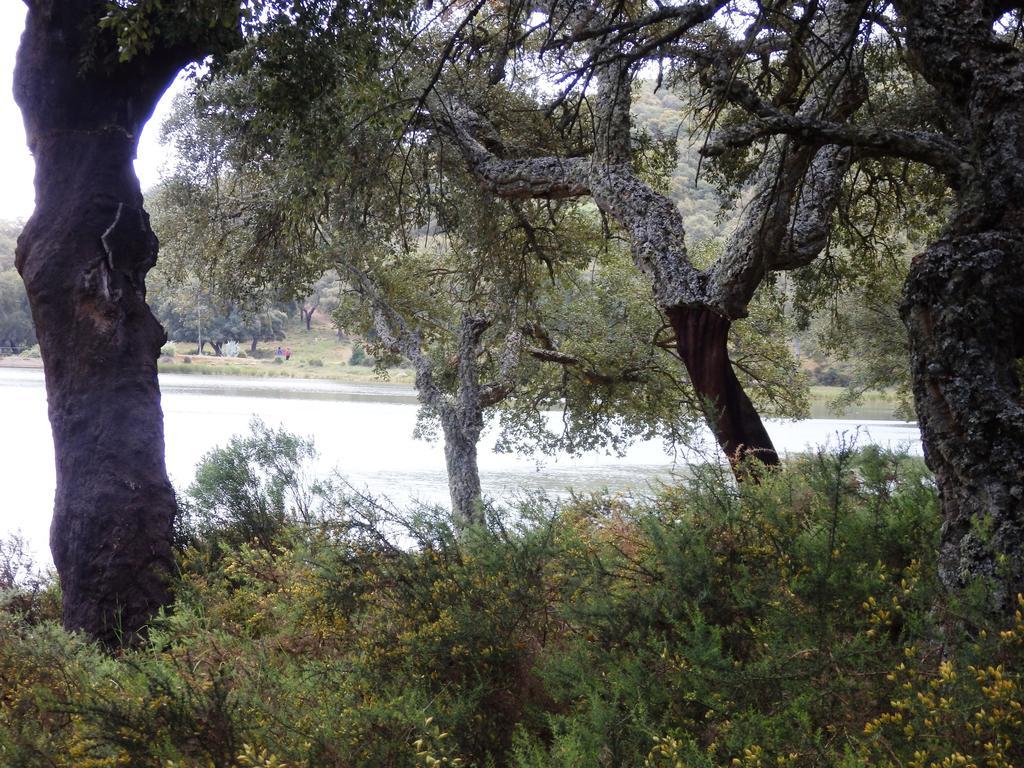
left=341, top=263, right=451, bottom=415
left=705, top=116, right=968, bottom=183
left=435, top=96, right=707, bottom=308
left=479, top=328, right=524, bottom=408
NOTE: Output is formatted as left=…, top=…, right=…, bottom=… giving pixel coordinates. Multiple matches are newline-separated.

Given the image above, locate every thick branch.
left=480, top=328, right=523, bottom=407
left=543, top=0, right=726, bottom=49
left=438, top=100, right=707, bottom=308
left=706, top=115, right=968, bottom=183
left=701, top=44, right=969, bottom=184
left=454, top=312, right=489, bottom=417
left=707, top=1, right=865, bottom=316
left=436, top=100, right=591, bottom=199
left=593, top=59, right=633, bottom=164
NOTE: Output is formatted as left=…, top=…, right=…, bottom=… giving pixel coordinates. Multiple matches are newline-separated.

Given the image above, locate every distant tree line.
left=0, top=221, right=35, bottom=355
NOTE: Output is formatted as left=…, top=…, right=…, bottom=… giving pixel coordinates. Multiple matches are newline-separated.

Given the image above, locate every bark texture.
left=14, top=2, right=194, bottom=644
left=893, top=0, right=1024, bottom=610
left=902, top=236, right=1024, bottom=607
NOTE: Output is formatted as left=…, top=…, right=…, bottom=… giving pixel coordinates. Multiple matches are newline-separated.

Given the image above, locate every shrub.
left=175, top=418, right=318, bottom=555
left=181, top=356, right=192, bottom=364
left=237, top=350, right=247, bottom=359
left=273, top=356, right=284, bottom=365
left=3, top=435, right=1021, bottom=768
left=160, top=343, right=176, bottom=358
left=307, top=358, right=324, bottom=367
left=812, top=364, right=852, bottom=387
left=18, top=345, right=40, bottom=359
left=0, top=534, right=60, bottom=628
left=349, top=343, right=373, bottom=366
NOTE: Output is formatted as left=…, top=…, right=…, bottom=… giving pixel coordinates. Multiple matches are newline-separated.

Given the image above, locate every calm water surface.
left=0, top=368, right=921, bottom=564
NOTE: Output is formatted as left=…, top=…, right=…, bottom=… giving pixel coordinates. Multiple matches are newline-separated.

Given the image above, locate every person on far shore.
left=285, top=347, right=291, bottom=361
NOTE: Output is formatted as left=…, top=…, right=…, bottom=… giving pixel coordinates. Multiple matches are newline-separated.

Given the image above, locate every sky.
left=0, top=3, right=181, bottom=222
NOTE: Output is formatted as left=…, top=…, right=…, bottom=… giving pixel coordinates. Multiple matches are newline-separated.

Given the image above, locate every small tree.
left=332, top=200, right=704, bottom=526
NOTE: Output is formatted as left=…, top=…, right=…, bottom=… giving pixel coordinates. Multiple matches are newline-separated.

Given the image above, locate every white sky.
left=0, top=3, right=180, bottom=222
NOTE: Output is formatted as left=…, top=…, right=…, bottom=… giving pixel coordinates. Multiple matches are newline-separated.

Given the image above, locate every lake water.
left=0, top=367, right=922, bottom=565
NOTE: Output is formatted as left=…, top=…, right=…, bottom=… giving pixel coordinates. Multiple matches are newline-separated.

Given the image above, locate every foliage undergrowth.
left=2, top=430, right=1021, bottom=768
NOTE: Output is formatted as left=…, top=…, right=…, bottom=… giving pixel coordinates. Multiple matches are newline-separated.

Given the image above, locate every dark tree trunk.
left=892, top=0, right=1024, bottom=613
left=902, top=237, right=1024, bottom=611
left=251, top=337, right=259, bottom=354
left=13, top=2, right=197, bottom=645
left=305, top=311, right=313, bottom=331
left=666, top=306, right=779, bottom=471
left=211, top=341, right=223, bottom=356
left=441, top=413, right=484, bottom=527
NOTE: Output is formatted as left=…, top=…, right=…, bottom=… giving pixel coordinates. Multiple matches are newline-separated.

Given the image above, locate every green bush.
left=18, top=345, right=40, bottom=359
left=2, top=433, right=1021, bottom=768
left=307, top=358, right=324, bottom=367
left=175, top=418, right=318, bottom=555
left=160, top=343, right=176, bottom=358
left=349, top=343, right=372, bottom=366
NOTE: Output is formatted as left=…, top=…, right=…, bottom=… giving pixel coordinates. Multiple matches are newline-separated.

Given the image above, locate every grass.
left=809, top=385, right=896, bottom=403
left=4, top=313, right=897, bottom=415
left=808, top=384, right=905, bottom=419
left=158, top=312, right=415, bottom=386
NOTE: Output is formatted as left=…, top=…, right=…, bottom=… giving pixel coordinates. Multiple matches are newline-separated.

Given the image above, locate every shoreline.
left=0, top=355, right=417, bottom=387
left=0, top=357, right=43, bottom=369
left=1, top=355, right=901, bottom=418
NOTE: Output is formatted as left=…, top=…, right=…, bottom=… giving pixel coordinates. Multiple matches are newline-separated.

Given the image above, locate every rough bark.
left=440, top=409, right=484, bottom=526
left=13, top=2, right=196, bottom=645
left=892, top=0, right=1024, bottom=611
left=902, top=236, right=1024, bottom=609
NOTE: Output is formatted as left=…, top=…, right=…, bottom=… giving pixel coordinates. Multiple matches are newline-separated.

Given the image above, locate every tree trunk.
left=665, top=306, right=779, bottom=471
left=891, top=0, right=1024, bottom=614
left=211, top=341, right=223, bottom=357
left=902, top=236, right=1024, bottom=612
left=14, top=2, right=193, bottom=645
left=305, top=311, right=313, bottom=331
left=441, top=413, right=484, bottom=527
left=251, top=337, right=259, bottom=354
